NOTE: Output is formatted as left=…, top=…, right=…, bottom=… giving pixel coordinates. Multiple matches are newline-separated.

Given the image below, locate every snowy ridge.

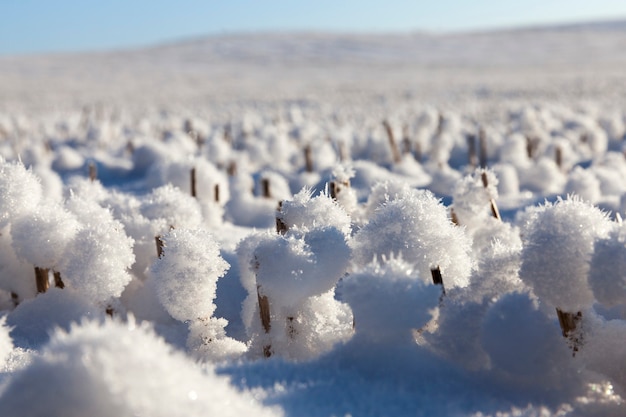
left=1, top=19, right=626, bottom=109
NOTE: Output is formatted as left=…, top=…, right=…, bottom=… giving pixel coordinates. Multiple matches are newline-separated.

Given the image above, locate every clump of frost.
left=237, top=224, right=352, bottom=360
left=0, top=159, right=43, bottom=228
left=149, top=228, right=245, bottom=360
left=339, top=256, right=440, bottom=344
left=352, top=187, right=473, bottom=290
left=151, top=228, right=228, bottom=321
left=59, top=193, right=135, bottom=306
left=10, top=202, right=80, bottom=271
left=277, top=188, right=351, bottom=236
left=140, top=184, right=203, bottom=234
left=7, top=287, right=101, bottom=347
left=451, top=168, right=499, bottom=229
left=519, top=196, right=612, bottom=312
left=330, top=163, right=358, bottom=216
left=0, top=318, right=282, bottom=417
left=362, top=180, right=412, bottom=220
left=564, top=166, right=601, bottom=204
left=253, top=227, right=350, bottom=309
left=481, top=292, right=580, bottom=390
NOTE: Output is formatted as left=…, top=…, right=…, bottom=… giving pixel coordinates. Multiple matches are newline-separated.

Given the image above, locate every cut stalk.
left=304, top=145, right=314, bottom=173
left=190, top=167, right=197, bottom=198
left=450, top=208, right=460, bottom=226
left=262, top=178, right=271, bottom=199
left=34, top=267, right=50, bottom=293
left=481, top=172, right=501, bottom=221
left=382, top=120, right=401, bottom=164
left=467, top=134, right=478, bottom=168
left=329, top=179, right=350, bottom=201
left=214, top=184, right=220, bottom=203
left=88, top=162, right=97, bottom=182
left=53, top=271, right=65, bottom=289
left=276, top=201, right=288, bottom=235
left=479, top=128, right=488, bottom=168
left=431, top=266, right=446, bottom=304
left=257, top=285, right=272, bottom=358
left=555, top=146, right=563, bottom=171
left=227, top=161, right=237, bottom=176
left=402, top=124, right=412, bottom=155
left=556, top=308, right=583, bottom=356
left=155, top=235, right=165, bottom=258
left=11, top=292, right=19, bottom=307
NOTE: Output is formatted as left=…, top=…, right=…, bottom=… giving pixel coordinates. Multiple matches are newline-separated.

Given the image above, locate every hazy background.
left=2, top=0, right=626, bottom=55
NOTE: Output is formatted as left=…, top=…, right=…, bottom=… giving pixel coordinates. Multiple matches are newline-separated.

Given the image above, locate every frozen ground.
left=0, top=20, right=626, bottom=417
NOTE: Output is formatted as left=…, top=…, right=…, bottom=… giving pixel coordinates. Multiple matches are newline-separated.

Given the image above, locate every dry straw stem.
left=11, top=292, right=19, bottom=307
left=555, top=146, right=563, bottom=171
left=214, top=184, right=220, bottom=203
left=155, top=235, right=165, bottom=258
left=227, top=161, right=237, bottom=177
left=525, top=135, right=539, bottom=159
left=88, top=162, right=97, bottom=182
left=53, top=271, right=64, bottom=289
left=450, top=208, right=460, bottom=226
left=402, top=124, right=412, bottom=155
left=190, top=167, right=197, bottom=198
left=304, top=145, right=314, bottom=173
left=556, top=308, right=583, bottom=356
left=478, top=128, right=488, bottom=168
left=275, top=202, right=288, bottom=235
left=256, top=285, right=272, bottom=358
left=430, top=266, right=446, bottom=296
left=382, top=120, right=401, bottom=164
left=329, top=179, right=350, bottom=201
left=467, top=134, right=478, bottom=168
left=262, top=178, right=271, bottom=199
left=34, top=267, right=50, bottom=293
left=481, top=172, right=502, bottom=221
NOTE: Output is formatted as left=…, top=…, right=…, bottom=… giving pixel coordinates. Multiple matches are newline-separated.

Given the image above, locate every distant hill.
left=1, top=19, right=625, bottom=109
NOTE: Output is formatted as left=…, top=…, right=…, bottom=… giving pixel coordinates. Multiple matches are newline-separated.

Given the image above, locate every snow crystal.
left=0, top=318, right=282, bottom=417
left=150, top=228, right=229, bottom=322
left=352, top=187, right=473, bottom=289
left=0, top=159, right=43, bottom=229
left=519, top=196, right=612, bottom=312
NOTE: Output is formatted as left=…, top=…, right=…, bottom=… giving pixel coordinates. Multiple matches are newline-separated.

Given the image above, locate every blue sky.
left=2, top=0, right=626, bottom=55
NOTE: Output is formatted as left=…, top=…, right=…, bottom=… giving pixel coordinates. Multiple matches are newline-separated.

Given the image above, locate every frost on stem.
left=519, top=196, right=612, bottom=354
left=0, top=158, right=43, bottom=229
left=353, top=187, right=473, bottom=290
left=238, top=223, right=352, bottom=360
left=382, top=120, right=401, bottom=164
left=150, top=229, right=244, bottom=360
left=339, top=256, right=440, bottom=345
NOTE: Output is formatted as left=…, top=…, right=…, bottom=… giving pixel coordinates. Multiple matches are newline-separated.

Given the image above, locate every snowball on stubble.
left=352, top=187, right=473, bottom=289
left=339, top=256, right=440, bottom=343
left=0, top=318, right=281, bottom=417
left=278, top=187, right=351, bottom=236
left=150, top=228, right=229, bottom=322
left=0, top=159, right=43, bottom=229
left=140, top=184, right=203, bottom=233
left=10, top=202, right=80, bottom=269
left=519, top=196, right=612, bottom=312
left=60, top=194, right=135, bottom=305
left=253, top=226, right=351, bottom=309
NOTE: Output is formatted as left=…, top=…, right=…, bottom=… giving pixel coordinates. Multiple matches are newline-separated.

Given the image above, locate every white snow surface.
left=1, top=20, right=626, bottom=417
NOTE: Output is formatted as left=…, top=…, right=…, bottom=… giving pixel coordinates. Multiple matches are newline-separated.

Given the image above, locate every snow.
left=1, top=21, right=626, bottom=416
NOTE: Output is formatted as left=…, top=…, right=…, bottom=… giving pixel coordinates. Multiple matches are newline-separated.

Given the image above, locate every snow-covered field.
left=1, top=20, right=626, bottom=416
